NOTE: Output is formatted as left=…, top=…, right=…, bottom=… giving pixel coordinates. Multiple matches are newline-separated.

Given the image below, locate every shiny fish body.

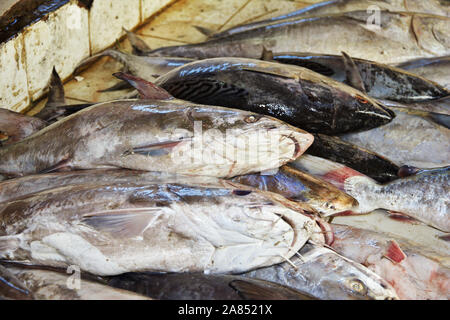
left=340, top=109, right=450, bottom=168
left=155, top=57, right=394, bottom=134
left=230, top=165, right=357, bottom=216
left=1, top=265, right=151, bottom=300
left=396, top=55, right=450, bottom=90
left=211, top=0, right=450, bottom=38
left=343, top=167, right=450, bottom=231
left=268, top=52, right=449, bottom=102
left=106, top=272, right=317, bottom=300
left=241, top=243, right=398, bottom=300
left=146, top=11, right=450, bottom=65
left=0, top=99, right=313, bottom=178
left=0, top=178, right=319, bottom=275
left=331, top=224, right=450, bottom=300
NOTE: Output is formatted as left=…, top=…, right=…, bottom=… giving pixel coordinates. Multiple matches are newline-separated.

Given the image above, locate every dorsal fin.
left=341, top=51, right=366, bottom=93
left=260, top=46, right=274, bottom=61
left=113, top=72, right=173, bottom=100
left=123, top=28, right=151, bottom=55
left=193, top=25, right=215, bottom=38
left=46, top=67, right=66, bottom=108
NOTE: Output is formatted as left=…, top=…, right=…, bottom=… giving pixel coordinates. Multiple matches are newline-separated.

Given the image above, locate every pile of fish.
left=1, top=0, right=449, bottom=300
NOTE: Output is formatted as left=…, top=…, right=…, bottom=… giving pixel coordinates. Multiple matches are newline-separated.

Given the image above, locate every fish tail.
left=343, top=175, right=380, bottom=213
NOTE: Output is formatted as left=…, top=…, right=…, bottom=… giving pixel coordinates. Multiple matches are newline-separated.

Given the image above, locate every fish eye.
left=355, top=95, right=369, bottom=104
left=348, top=279, right=367, bottom=294
left=244, top=115, right=259, bottom=123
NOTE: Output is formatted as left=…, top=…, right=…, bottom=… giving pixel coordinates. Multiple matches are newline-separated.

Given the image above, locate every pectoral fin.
left=82, top=208, right=164, bottom=238
left=113, top=72, right=173, bottom=100
left=229, top=279, right=315, bottom=300
left=0, top=264, right=34, bottom=300
left=125, top=139, right=186, bottom=157
left=123, top=28, right=151, bottom=55
left=383, top=240, right=407, bottom=263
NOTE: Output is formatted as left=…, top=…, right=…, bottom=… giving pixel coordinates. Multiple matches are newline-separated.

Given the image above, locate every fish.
left=106, top=272, right=317, bottom=300
left=144, top=11, right=450, bottom=65
left=263, top=51, right=450, bottom=102
left=396, top=55, right=450, bottom=90
left=379, top=97, right=450, bottom=117
left=0, top=96, right=313, bottom=179
left=340, top=108, right=450, bottom=168
left=331, top=224, right=450, bottom=300
left=209, top=0, right=450, bottom=39
left=241, top=242, right=399, bottom=300
left=0, top=108, right=46, bottom=147
left=152, top=57, right=394, bottom=135
left=0, top=176, right=321, bottom=276
left=230, top=165, right=358, bottom=216
left=0, top=264, right=151, bottom=300
left=304, top=134, right=400, bottom=183
left=343, top=166, right=450, bottom=232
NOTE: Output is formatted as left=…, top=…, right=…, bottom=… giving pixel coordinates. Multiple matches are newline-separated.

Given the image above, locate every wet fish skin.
left=395, top=55, right=450, bottom=90
left=0, top=177, right=319, bottom=275
left=145, top=11, right=450, bottom=65
left=211, top=0, right=450, bottom=38
left=304, top=133, right=400, bottom=183
left=0, top=99, right=313, bottom=178
left=343, top=167, right=450, bottom=232
left=2, top=265, right=151, bottom=300
left=155, top=57, right=394, bottom=135
left=340, top=108, right=450, bottom=168
left=0, top=108, right=46, bottom=147
left=331, top=224, right=450, bottom=300
left=241, top=243, right=399, bottom=300
left=230, top=165, right=358, bottom=216
left=267, top=52, right=450, bottom=102
left=106, top=272, right=317, bottom=300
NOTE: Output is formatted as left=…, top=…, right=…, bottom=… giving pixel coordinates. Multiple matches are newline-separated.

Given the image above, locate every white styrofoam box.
left=141, top=0, right=174, bottom=20
left=0, top=35, right=30, bottom=112
left=23, top=2, right=90, bottom=101
left=89, top=0, right=141, bottom=54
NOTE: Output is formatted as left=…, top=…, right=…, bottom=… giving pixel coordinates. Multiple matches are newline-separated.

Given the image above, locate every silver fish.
left=0, top=99, right=313, bottom=178
left=210, top=0, right=450, bottom=38
left=241, top=243, right=399, bottom=300
left=1, top=265, right=151, bottom=300
left=343, top=167, right=450, bottom=232
left=340, top=108, right=450, bottom=168
left=146, top=11, right=450, bottom=65
left=331, top=224, right=450, bottom=300
left=0, top=176, right=320, bottom=276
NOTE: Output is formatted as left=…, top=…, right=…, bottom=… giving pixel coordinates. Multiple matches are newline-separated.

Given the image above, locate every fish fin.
left=260, top=46, right=274, bottom=61
left=229, top=279, right=313, bottom=300
left=113, top=72, right=173, bottom=100
left=0, top=264, right=34, bottom=300
left=82, top=208, right=164, bottom=238
left=341, top=51, right=366, bottom=93
left=383, top=240, right=407, bottom=263
left=39, top=157, right=72, bottom=174
left=193, top=25, right=215, bottom=37
left=123, top=28, right=151, bottom=55
left=387, top=211, right=419, bottom=224
left=46, top=67, right=66, bottom=108
left=438, top=234, right=450, bottom=242
left=344, top=175, right=377, bottom=194
left=125, top=139, right=186, bottom=157
left=98, top=80, right=133, bottom=93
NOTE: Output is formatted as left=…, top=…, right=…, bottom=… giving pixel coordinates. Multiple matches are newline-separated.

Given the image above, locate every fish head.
left=189, top=106, right=314, bottom=175
left=329, top=84, right=396, bottom=133
left=297, top=246, right=399, bottom=300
